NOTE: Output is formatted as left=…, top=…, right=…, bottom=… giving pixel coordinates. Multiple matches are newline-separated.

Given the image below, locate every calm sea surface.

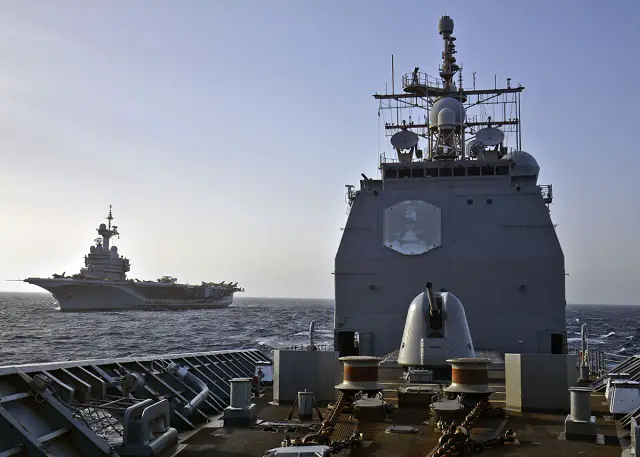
left=1, top=292, right=638, bottom=366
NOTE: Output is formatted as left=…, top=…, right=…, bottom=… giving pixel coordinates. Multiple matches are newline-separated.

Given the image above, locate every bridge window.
left=383, top=164, right=510, bottom=180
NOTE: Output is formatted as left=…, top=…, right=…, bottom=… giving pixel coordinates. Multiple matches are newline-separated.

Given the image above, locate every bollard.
left=335, top=356, right=383, bottom=394
left=444, top=358, right=493, bottom=395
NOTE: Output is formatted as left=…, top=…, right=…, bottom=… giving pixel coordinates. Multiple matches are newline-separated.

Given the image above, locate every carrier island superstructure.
left=24, top=207, right=243, bottom=311
left=334, top=15, right=566, bottom=358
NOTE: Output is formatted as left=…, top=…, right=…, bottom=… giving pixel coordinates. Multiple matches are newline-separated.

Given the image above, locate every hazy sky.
left=1, top=1, right=638, bottom=303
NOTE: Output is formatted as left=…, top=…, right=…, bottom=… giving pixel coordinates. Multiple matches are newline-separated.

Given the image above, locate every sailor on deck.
left=411, top=66, right=420, bottom=85
left=252, top=367, right=264, bottom=398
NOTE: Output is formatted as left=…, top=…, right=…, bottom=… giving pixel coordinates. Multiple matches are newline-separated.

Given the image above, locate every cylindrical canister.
left=569, top=387, right=592, bottom=422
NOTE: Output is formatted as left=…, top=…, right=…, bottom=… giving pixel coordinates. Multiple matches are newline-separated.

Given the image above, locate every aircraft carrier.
left=0, top=14, right=638, bottom=457
left=23, top=207, right=243, bottom=311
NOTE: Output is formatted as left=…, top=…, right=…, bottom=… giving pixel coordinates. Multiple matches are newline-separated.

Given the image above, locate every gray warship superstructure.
left=334, top=14, right=565, bottom=358
left=24, top=207, right=243, bottom=311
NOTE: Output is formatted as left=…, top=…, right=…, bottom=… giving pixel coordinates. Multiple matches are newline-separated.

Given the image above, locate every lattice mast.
left=375, top=16, right=524, bottom=164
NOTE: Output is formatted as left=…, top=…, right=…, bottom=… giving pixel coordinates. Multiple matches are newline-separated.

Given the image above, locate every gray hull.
left=25, top=278, right=235, bottom=311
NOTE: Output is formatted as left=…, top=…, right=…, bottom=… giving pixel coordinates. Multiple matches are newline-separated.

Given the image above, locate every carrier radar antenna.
left=107, top=205, right=113, bottom=230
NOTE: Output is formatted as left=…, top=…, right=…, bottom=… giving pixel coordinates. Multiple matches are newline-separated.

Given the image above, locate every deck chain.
left=432, top=397, right=515, bottom=456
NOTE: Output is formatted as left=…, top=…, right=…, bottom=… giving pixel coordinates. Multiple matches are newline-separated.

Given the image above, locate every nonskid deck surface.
left=178, top=365, right=623, bottom=457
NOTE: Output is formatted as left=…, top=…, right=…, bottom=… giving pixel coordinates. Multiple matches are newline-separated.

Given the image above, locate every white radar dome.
left=502, top=151, right=540, bottom=177
left=430, top=97, right=465, bottom=129
left=437, top=108, right=456, bottom=128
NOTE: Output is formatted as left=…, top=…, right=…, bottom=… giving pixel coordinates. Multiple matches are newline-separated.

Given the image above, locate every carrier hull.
left=25, top=278, right=236, bottom=311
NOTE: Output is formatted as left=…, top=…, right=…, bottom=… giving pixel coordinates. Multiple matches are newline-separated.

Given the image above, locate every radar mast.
left=96, top=205, right=120, bottom=250
left=376, top=15, right=524, bottom=163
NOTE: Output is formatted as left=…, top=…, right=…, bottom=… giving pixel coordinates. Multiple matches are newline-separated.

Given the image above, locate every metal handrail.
left=569, top=348, right=629, bottom=377
left=402, top=72, right=441, bottom=89
left=279, top=344, right=335, bottom=352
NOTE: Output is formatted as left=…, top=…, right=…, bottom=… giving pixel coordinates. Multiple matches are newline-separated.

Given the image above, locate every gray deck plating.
left=0, top=349, right=269, bottom=456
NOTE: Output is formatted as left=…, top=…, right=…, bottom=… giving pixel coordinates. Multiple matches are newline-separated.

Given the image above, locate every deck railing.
left=569, top=348, right=628, bottom=377
left=279, top=344, right=335, bottom=352
left=402, top=71, right=442, bottom=90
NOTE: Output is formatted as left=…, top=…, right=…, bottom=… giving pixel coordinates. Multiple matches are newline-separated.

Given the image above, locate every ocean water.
left=0, top=292, right=638, bottom=366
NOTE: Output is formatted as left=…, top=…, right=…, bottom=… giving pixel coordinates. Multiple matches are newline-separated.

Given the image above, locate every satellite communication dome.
left=90, top=246, right=96, bottom=253
left=502, top=151, right=540, bottom=176
left=99, top=223, right=107, bottom=230
left=429, top=97, right=465, bottom=129
left=437, top=108, right=456, bottom=128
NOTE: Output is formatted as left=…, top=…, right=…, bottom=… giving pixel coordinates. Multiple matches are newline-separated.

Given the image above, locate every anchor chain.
left=295, top=392, right=349, bottom=445
left=433, top=397, right=515, bottom=456
left=329, top=432, right=364, bottom=453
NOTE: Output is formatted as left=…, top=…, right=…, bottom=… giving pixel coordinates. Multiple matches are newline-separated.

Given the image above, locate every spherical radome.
left=502, top=151, right=540, bottom=176
left=438, top=108, right=456, bottom=128
left=430, top=97, right=465, bottom=128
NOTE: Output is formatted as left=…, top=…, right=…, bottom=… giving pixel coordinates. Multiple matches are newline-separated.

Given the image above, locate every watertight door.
left=359, top=333, right=375, bottom=356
